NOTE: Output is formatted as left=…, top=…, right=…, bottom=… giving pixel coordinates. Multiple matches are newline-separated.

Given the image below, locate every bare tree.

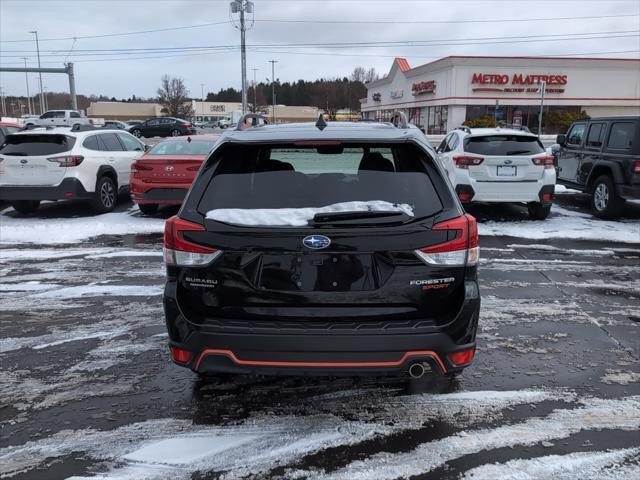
left=365, top=68, right=379, bottom=83
left=350, top=66, right=366, bottom=83
left=157, top=75, right=194, bottom=118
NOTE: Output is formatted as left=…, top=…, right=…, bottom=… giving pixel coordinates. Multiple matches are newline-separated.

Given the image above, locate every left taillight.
left=131, top=161, right=152, bottom=176
left=414, top=214, right=479, bottom=266
left=163, top=215, right=221, bottom=266
left=452, top=155, right=483, bottom=169
left=47, top=155, right=84, bottom=167
left=532, top=154, right=555, bottom=169
left=633, top=159, right=640, bottom=174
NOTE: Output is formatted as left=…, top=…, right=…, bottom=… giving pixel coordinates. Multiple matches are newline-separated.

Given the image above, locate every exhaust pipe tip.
left=408, top=362, right=426, bottom=379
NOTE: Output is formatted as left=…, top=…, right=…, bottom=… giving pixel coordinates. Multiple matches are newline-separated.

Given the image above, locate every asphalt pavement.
left=0, top=195, right=639, bottom=479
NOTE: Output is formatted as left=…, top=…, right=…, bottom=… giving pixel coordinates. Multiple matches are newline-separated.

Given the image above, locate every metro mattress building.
left=360, top=56, right=640, bottom=134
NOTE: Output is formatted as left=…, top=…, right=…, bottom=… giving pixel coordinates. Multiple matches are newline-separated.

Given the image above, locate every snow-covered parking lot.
left=1, top=191, right=639, bottom=479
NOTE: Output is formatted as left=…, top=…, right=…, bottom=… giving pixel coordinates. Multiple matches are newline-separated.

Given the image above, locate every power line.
left=2, top=29, right=638, bottom=57
left=1, top=12, right=638, bottom=43
left=254, top=13, right=640, bottom=25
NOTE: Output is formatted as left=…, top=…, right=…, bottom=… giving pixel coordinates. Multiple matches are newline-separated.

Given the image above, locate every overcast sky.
left=1, top=0, right=638, bottom=99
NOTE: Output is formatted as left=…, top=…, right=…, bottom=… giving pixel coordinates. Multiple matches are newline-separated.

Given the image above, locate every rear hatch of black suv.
left=166, top=141, right=477, bottom=335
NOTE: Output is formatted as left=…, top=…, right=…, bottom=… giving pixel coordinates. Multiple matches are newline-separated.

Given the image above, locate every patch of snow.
left=478, top=205, right=640, bottom=244
left=311, top=396, right=640, bottom=480
left=507, top=243, right=624, bottom=256
left=554, top=184, right=581, bottom=194
left=31, top=284, right=163, bottom=299
left=460, top=447, right=640, bottom=480
left=123, top=434, right=257, bottom=465
left=206, top=201, right=414, bottom=227
left=0, top=208, right=165, bottom=245
left=0, top=281, right=63, bottom=292
left=0, top=248, right=116, bottom=262
left=85, top=250, right=162, bottom=259
left=601, top=371, right=640, bottom=385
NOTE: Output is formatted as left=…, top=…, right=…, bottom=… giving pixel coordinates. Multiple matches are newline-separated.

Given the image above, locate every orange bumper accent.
left=194, top=348, right=448, bottom=373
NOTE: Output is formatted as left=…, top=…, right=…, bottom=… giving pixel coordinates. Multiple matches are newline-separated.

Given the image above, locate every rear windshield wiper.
left=310, top=210, right=408, bottom=225
left=506, top=150, right=533, bottom=155
left=2, top=152, right=28, bottom=156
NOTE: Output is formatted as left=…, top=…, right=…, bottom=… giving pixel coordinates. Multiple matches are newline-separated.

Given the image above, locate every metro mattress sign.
left=471, top=73, right=567, bottom=94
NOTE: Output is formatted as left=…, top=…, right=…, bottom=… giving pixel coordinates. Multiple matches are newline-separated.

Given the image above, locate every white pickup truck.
left=25, top=110, right=104, bottom=128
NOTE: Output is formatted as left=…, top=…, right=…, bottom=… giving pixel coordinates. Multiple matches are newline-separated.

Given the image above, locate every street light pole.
left=230, top=1, right=253, bottom=115
left=30, top=31, right=45, bottom=114
left=538, top=81, right=546, bottom=136
left=21, top=57, right=32, bottom=115
left=43, top=86, right=48, bottom=111
left=251, top=67, right=258, bottom=113
left=269, top=59, right=277, bottom=123
left=200, top=83, right=205, bottom=121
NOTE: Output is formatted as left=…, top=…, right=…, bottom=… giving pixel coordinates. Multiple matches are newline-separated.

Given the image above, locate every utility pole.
left=269, top=60, right=278, bottom=123
left=0, top=88, right=6, bottom=117
left=21, top=57, right=32, bottom=115
left=200, top=83, right=205, bottom=121
left=43, top=86, right=48, bottom=111
left=30, top=31, right=45, bottom=114
left=230, top=1, right=254, bottom=114
left=251, top=67, right=258, bottom=113
left=537, top=81, right=546, bottom=136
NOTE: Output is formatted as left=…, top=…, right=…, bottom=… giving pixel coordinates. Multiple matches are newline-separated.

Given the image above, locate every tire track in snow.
left=460, top=447, right=640, bottom=480
left=303, top=396, right=640, bottom=480
left=0, top=389, right=574, bottom=479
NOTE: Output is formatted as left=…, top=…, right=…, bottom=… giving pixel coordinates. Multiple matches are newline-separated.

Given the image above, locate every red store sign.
left=412, top=80, right=436, bottom=96
left=471, top=73, right=568, bottom=94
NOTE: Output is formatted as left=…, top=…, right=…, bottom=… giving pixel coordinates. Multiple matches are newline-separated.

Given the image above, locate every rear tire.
left=91, top=176, right=117, bottom=213
left=131, top=129, right=143, bottom=138
left=170, top=129, right=181, bottom=137
left=591, top=174, right=624, bottom=219
left=527, top=202, right=552, bottom=220
left=137, top=203, right=158, bottom=215
left=11, top=200, right=40, bottom=214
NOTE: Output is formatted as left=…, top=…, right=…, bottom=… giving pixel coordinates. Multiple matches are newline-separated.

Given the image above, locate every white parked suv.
left=0, top=126, right=146, bottom=214
left=436, top=127, right=556, bottom=219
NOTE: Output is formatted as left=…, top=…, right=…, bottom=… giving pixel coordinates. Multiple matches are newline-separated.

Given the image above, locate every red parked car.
left=130, top=134, right=219, bottom=214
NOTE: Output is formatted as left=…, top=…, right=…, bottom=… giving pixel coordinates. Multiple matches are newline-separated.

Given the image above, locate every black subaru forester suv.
left=163, top=114, right=480, bottom=378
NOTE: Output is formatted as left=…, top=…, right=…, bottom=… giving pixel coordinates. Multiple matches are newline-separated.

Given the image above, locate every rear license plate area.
left=497, top=165, right=517, bottom=176
left=260, top=253, right=374, bottom=291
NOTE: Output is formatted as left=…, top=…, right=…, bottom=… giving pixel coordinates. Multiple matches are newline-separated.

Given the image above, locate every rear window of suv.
left=464, top=135, right=545, bottom=156
left=0, top=134, right=76, bottom=156
left=196, top=143, right=443, bottom=226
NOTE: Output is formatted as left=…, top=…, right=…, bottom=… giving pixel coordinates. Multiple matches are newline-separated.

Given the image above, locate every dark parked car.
left=554, top=116, right=640, bottom=218
left=163, top=114, right=480, bottom=379
left=128, top=117, right=196, bottom=139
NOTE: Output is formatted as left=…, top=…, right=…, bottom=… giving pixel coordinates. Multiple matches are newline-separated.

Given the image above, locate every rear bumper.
left=618, top=183, right=640, bottom=200
left=164, top=280, right=480, bottom=376
left=0, top=178, right=93, bottom=201
left=130, top=186, right=188, bottom=205
left=457, top=180, right=555, bottom=204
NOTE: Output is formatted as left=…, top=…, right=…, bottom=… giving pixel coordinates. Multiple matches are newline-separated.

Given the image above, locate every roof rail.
left=71, top=124, right=99, bottom=132
left=234, top=113, right=269, bottom=131
left=455, top=126, right=472, bottom=134
left=389, top=111, right=408, bottom=129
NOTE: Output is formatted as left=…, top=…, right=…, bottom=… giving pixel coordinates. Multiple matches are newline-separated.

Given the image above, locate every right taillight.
left=633, top=160, right=640, bottom=174
left=532, top=154, right=555, bottom=169
left=452, top=155, right=484, bottom=169
left=47, top=155, right=84, bottom=167
left=415, top=214, right=479, bottom=266
left=163, top=215, right=221, bottom=266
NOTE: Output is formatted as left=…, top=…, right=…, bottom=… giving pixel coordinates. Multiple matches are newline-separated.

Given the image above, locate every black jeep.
left=554, top=116, right=640, bottom=218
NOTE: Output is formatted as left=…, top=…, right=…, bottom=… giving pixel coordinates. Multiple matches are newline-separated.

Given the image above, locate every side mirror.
left=556, top=134, right=566, bottom=146
left=144, top=144, right=150, bottom=152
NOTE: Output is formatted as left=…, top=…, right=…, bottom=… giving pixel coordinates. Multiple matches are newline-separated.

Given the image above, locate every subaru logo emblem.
left=504, top=159, right=513, bottom=165
left=20, top=159, right=27, bottom=164
left=165, top=165, right=174, bottom=172
left=303, top=235, right=331, bottom=250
